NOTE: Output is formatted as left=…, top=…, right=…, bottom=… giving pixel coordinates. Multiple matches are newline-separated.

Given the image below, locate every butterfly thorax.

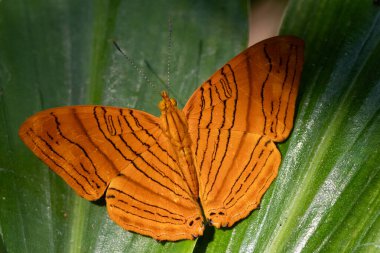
left=158, top=91, right=199, bottom=199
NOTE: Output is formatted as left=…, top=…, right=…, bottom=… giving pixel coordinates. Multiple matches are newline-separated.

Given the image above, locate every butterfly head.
left=158, top=91, right=178, bottom=112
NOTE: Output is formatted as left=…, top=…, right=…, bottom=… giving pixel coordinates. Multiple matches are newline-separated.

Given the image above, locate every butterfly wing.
left=19, top=106, right=159, bottom=200
left=183, top=36, right=304, bottom=227
left=19, top=106, right=204, bottom=240
left=106, top=132, right=204, bottom=241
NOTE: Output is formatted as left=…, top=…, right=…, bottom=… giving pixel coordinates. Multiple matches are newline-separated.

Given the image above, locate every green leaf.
left=1, top=0, right=379, bottom=253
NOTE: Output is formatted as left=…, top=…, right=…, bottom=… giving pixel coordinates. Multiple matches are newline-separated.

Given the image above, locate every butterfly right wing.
left=183, top=36, right=304, bottom=227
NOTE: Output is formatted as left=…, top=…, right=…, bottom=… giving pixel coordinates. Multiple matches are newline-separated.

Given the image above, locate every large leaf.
left=1, top=0, right=379, bottom=253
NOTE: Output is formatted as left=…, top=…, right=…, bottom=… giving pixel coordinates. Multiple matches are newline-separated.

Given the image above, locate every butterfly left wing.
left=183, top=36, right=304, bottom=227
left=19, top=105, right=204, bottom=240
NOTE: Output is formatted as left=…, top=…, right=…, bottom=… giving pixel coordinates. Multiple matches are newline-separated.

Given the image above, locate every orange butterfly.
left=19, top=36, right=304, bottom=241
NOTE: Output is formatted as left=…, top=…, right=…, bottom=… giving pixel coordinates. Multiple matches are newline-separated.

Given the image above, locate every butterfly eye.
left=170, top=98, right=177, bottom=106
left=158, top=100, right=166, bottom=111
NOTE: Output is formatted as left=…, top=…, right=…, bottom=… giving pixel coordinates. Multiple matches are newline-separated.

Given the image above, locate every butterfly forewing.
left=19, top=106, right=134, bottom=200
left=183, top=36, right=304, bottom=227
left=245, top=37, right=303, bottom=141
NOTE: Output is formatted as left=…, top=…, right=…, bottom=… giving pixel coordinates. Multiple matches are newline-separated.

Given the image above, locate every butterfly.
left=19, top=36, right=304, bottom=241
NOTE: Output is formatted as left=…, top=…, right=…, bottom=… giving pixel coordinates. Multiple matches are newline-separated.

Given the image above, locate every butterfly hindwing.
left=194, top=129, right=281, bottom=227
left=106, top=133, right=204, bottom=241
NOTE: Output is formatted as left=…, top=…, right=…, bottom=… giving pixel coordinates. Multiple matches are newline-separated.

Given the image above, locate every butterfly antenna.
left=195, top=40, right=203, bottom=90
left=167, top=17, right=173, bottom=89
left=112, top=40, right=156, bottom=89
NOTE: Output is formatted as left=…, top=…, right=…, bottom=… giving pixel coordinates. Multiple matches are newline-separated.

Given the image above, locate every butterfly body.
left=19, top=36, right=304, bottom=241
left=159, top=91, right=199, bottom=198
